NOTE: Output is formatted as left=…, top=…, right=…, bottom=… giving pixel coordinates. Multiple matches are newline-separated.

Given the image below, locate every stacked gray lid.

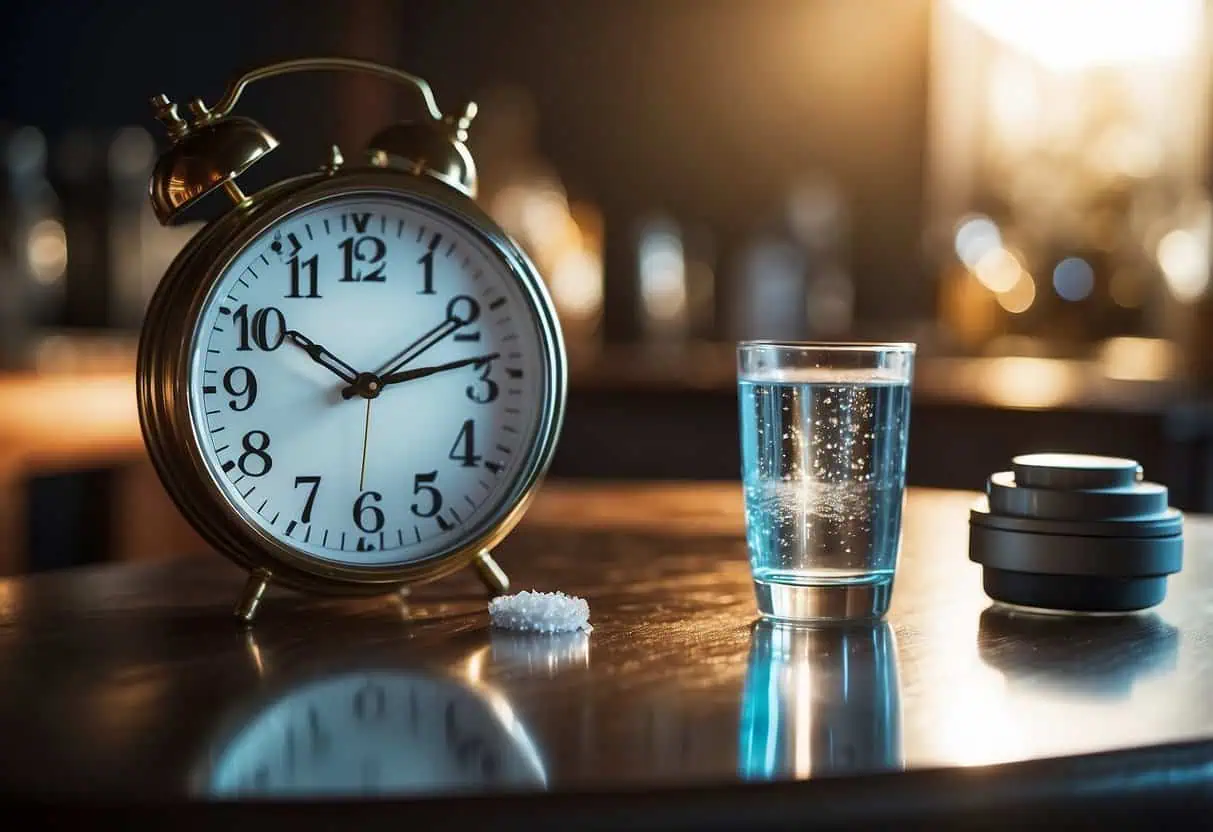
left=969, top=453, right=1183, bottom=612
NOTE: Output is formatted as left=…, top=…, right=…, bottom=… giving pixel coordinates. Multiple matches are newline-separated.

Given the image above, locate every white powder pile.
left=488, top=590, right=592, bottom=633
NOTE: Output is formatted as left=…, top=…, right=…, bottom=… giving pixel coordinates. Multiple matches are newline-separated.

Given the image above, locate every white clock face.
left=203, top=671, right=546, bottom=796
left=187, top=194, right=548, bottom=567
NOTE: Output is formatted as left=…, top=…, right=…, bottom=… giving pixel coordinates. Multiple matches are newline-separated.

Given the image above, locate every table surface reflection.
left=0, top=483, right=1209, bottom=823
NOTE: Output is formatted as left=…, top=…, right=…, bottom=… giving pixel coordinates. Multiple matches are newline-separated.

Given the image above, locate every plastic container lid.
left=968, top=453, right=1183, bottom=613
left=1011, top=453, right=1142, bottom=490
left=986, top=470, right=1168, bottom=522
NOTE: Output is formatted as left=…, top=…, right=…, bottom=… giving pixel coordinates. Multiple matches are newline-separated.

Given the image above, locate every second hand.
left=359, top=398, right=372, bottom=491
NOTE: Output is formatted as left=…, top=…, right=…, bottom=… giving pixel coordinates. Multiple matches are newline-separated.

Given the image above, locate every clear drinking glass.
left=737, top=342, right=916, bottom=621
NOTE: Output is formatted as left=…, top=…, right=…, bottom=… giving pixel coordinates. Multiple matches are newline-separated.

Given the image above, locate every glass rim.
left=737, top=340, right=917, bottom=353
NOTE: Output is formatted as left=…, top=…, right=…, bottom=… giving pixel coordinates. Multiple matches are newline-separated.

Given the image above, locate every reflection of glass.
left=927, top=0, right=1212, bottom=356
left=740, top=621, right=901, bottom=780
left=978, top=606, right=1179, bottom=700
left=194, top=664, right=546, bottom=798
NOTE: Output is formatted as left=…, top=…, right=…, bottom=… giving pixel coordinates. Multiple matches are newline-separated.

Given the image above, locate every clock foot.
left=235, top=571, right=271, bottom=626
left=472, top=550, right=510, bottom=596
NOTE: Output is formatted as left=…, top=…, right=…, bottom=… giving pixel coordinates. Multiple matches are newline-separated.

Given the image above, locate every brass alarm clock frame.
left=137, top=58, right=567, bottom=624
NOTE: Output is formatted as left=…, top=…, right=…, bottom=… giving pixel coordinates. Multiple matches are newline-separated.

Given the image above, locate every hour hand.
left=284, top=330, right=359, bottom=384
left=380, top=354, right=499, bottom=388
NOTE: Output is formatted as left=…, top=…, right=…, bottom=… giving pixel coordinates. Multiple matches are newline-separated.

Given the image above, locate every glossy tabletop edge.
left=2, top=740, right=1211, bottom=830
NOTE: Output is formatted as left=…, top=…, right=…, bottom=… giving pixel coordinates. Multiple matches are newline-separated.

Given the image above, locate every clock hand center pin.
left=340, top=312, right=469, bottom=400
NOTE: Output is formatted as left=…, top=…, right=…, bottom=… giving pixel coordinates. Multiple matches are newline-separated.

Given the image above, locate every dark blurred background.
left=4, top=0, right=1213, bottom=573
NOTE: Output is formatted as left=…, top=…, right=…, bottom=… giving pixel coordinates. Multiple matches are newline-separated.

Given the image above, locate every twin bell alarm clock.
left=137, top=58, right=567, bottom=624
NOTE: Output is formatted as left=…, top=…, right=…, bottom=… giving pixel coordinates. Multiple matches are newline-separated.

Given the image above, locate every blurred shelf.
left=566, top=340, right=1205, bottom=413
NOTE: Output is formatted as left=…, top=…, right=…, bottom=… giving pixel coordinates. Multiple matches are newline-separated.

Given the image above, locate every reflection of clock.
left=195, top=669, right=546, bottom=797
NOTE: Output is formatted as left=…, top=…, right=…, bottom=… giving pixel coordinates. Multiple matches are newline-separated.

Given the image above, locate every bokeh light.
left=954, top=215, right=1002, bottom=268
left=26, top=219, right=68, bottom=285
left=973, top=247, right=1022, bottom=293
left=995, top=271, right=1036, bottom=313
left=1051, top=257, right=1094, bottom=301
left=1156, top=229, right=1209, bottom=302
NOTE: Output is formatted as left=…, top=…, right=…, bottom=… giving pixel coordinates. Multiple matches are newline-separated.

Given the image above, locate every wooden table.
left=0, top=483, right=1209, bottom=829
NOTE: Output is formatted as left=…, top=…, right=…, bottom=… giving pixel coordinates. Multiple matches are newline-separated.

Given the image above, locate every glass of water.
left=737, top=341, right=915, bottom=622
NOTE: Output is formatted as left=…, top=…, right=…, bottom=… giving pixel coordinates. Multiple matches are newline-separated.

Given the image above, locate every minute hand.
left=380, top=354, right=499, bottom=388
left=340, top=316, right=464, bottom=400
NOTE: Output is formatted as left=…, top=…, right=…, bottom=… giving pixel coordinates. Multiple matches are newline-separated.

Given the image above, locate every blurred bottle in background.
left=633, top=214, right=717, bottom=346
left=47, top=126, right=200, bottom=357
left=0, top=125, right=67, bottom=368
left=788, top=174, right=854, bottom=338
left=473, top=85, right=605, bottom=353
left=729, top=171, right=852, bottom=342
left=54, top=127, right=110, bottom=330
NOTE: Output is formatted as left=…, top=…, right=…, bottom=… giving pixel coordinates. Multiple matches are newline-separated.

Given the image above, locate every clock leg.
left=472, top=550, right=510, bottom=596
left=235, top=570, right=271, bottom=626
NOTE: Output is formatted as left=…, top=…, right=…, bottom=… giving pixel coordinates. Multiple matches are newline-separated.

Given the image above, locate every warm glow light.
left=26, top=218, right=68, bottom=284
left=995, top=271, right=1036, bottom=314
left=981, top=357, right=1077, bottom=409
left=465, top=645, right=489, bottom=683
left=949, top=0, right=1204, bottom=71
left=1098, top=337, right=1180, bottom=382
left=519, top=185, right=572, bottom=250
left=1156, top=229, right=1210, bottom=302
left=954, top=215, right=1002, bottom=267
left=972, top=247, right=1021, bottom=293
left=550, top=249, right=603, bottom=319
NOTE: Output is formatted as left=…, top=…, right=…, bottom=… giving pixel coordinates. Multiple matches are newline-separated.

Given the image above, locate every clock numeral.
left=346, top=211, right=372, bottom=234
left=444, top=701, right=498, bottom=778
left=222, top=366, right=258, bottom=411
left=238, top=430, right=273, bottom=477
left=339, top=236, right=386, bottom=283
left=447, top=294, right=482, bottom=342
left=448, top=419, right=481, bottom=468
left=446, top=294, right=480, bottom=325
left=304, top=706, right=330, bottom=757
left=284, top=705, right=330, bottom=773
left=410, top=470, right=443, bottom=518
left=417, top=233, right=442, bottom=294
left=233, top=305, right=286, bottom=351
left=353, top=490, right=385, bottom=533
left=466, top=358, right=499, bottom=404
left=286, top=252, right=321, bottom=298
left=294, top=475, right=321, bottom=523
left=353, top=682, right=387, bottom=721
